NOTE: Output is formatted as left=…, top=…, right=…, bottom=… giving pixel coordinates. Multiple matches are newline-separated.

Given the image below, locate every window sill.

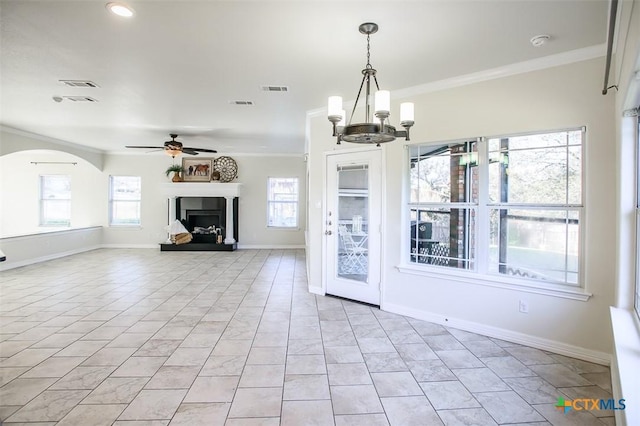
left=0, top=226, right=102, bottom=240
left=396, top=263, right=592, bottom=301
left=108, top=225, right=143, bottom=229
left=267, top=226, right=300, bottom=231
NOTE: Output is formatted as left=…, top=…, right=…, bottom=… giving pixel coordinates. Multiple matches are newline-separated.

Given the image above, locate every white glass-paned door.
left=325, top=150, right=381, bottom=305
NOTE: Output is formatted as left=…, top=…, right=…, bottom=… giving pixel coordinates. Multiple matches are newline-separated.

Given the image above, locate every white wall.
left=0, top=132, right=107, bottom=269
left=614, top=0, right=640, bottom=311
left=0, top=227, right=102, bottom=271
left=101, top=153, right=306, bottom=248
left=235, top=155, right=307, bottom=247
left=0, top=150, right=105, bottom=237
left=0, top=135, right=306, bottom=267
left=611, top=1, right=640, bottom=425
left=307, top=56, right=615, bottom=360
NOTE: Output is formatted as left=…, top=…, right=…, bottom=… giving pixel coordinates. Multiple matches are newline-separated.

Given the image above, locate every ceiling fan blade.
left=181, top=149, right=200, bottom=155
left=126, top=145, right=165, bottom=149
left=186, top=147, right=217, bottom=153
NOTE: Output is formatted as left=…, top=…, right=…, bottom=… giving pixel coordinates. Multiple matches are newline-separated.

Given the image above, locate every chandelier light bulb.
left=400, top=102, right=415, bottom=124
left=375, top=91, right=390, bottom=116
left=328, top=96, right=343, bottom=120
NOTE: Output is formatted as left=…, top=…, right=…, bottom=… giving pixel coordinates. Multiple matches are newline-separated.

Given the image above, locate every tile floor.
left=0, top=248, right=615, bottom=425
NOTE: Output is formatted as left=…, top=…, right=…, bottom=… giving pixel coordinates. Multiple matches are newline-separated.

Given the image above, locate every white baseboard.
left=0, top=245, right=102, bottom=272
left=237, top=244, right=305, bottom=249
left=384, top=302, right=611, bottom=366
left=0, top=244, right=306, bottom=271
left=101, top=244, right=305, bottom=250
left=100, top=244, right=159, bottom=249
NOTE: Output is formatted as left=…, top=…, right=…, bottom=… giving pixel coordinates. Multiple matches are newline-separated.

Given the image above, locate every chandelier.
left=328, top=23, right=415, bottom=146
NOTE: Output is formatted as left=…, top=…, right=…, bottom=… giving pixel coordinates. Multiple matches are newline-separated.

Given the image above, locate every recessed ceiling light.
left=530, top=34, right=551, bottom=47
left=106, top=2, right=135, bottom=18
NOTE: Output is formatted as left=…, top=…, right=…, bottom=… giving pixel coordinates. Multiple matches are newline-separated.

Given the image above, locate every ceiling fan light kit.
left=126, top=133, right=217, bottom=158
left=327, top=22, right=415, bottom=146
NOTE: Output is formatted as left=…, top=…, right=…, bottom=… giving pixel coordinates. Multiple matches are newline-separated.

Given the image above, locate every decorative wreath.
left=212, top=156, right=238, bottom=182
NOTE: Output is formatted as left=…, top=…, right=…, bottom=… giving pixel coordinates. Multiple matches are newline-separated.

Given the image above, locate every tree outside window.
left=408, top=129, right=583, bottom=286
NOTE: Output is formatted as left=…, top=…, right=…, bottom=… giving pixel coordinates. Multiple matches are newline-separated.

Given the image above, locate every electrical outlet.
left=519, top=300, right=529, bottom=313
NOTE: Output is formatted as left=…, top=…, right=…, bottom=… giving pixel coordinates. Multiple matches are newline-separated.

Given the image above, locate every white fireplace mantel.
left=161, top=182, right=241, bottom=198
left=162, top=182, right=241, bottom=244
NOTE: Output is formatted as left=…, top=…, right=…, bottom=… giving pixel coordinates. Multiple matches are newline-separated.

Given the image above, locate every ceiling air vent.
left=59, top=80, right=100, bottom=88
left=229, top=100, right=254, bottom=106
left=63, top=96, right=99, bottom=102
left=260, top=85, right=289, bottom=92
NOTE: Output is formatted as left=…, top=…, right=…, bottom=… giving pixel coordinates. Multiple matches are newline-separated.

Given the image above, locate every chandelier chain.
left=366, top=33, right=372, bottom=69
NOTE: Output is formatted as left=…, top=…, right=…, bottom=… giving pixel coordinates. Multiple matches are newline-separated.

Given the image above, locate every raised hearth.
left=160, top=242, right=237, bottom=252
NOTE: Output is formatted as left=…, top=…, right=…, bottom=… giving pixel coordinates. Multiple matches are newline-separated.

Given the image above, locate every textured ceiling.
left=0, top=0, right=608, bottom=155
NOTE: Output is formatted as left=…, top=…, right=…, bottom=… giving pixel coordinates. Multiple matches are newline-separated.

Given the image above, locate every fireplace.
left=160, top=182, right=241, bottom=252
left=177, top=197, right=238, bottom=244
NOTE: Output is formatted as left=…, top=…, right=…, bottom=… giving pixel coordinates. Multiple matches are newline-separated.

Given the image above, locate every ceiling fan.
left=126, top=134, right=217, bottom=157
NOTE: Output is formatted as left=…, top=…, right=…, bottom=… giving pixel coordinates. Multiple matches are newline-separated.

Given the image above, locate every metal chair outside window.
left=411, top=221, right=435, bottom=263
left=338, top=225, right=368, bottom=274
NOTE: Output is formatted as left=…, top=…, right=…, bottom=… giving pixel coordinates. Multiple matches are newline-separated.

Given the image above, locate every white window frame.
left=400, top=128, right=589, bottom=300
left=267, top=177, right=299, bottom=228
left=635, top=115, right=640, bottom=320
left=408, top=139, right=479, bottom=270
left=109, top=175, right=142, bottom=227
left=39, top=175, right=71, bottom=227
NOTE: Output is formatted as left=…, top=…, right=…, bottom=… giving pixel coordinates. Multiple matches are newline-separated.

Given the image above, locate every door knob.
left=325, top=230, right=332, bottom=235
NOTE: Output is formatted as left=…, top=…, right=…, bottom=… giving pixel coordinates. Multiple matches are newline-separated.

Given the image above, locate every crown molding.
left=0, top=125, right=105, bottom=154
left=106, top=150, right=305, bottom=158
left=394, top=44, right=606, bottom=99
left=308, top=44, right=606, bottom=118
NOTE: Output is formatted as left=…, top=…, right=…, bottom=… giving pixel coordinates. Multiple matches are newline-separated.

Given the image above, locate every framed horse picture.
left=182, top=158, right=213, bottom=182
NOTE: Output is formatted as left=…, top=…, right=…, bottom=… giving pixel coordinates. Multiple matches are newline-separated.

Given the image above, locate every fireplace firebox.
left=178, top=196, right=238, bottom=242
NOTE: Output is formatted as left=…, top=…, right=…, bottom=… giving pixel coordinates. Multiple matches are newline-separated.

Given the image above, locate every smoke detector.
left=530, top=35, right=551, bottom=47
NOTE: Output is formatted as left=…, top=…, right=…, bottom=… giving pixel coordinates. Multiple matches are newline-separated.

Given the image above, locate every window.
left=408, top=129, right=584, bottom=287
left=635, top=116, right=640, bottom=319
left=40, top=175, right=71, bottom=227
left=409, top=141, right=478, bottom=269
left=267, top=177, right=298, bottom=228
left=109, top=176, right=142, bottom=226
